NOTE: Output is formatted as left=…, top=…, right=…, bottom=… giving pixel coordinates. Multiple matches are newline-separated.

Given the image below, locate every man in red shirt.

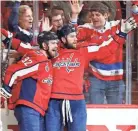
left=70, top=1, right=137, bottom=104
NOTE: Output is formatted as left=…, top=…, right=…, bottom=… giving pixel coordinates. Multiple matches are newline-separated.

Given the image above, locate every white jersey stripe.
left=89, top=64, right=123, bottom=76
left=9, top=64, right=39, bottom=87
left=20, top=42, right=32, bottom=49
left=87, top=37, right=113, bottom=53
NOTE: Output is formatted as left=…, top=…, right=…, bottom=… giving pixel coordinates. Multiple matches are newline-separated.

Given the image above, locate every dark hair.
left=51, top=6, right=64, bottom=13
left=49, top=6, right=64, bottom=22
left=49, top=13, right=61, bottom=23
left=90, top=2, right=109, bottom=15
left=57, top=24, right=76, bottom=39
left=78, top=9, right=91, bottom=25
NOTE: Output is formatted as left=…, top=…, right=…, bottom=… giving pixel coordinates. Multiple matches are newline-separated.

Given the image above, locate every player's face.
left=47, top=40, right=58, bottom=58
left=66, top=32, right=77, bottom=49
left=91, top=11, right=108, bottom=29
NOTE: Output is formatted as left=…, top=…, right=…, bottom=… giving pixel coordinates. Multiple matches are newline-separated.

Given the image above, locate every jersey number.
left=22, top=57, right=32, bottom=66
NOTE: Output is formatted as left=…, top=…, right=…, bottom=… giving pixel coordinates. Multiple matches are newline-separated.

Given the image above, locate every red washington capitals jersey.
left=4, top=49, right=53, bottom=116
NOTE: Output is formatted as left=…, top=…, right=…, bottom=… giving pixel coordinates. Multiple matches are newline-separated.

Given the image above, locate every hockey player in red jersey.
left=44, top=24, right=130, bottom=131
left=0, top=31, right=59, bottom=131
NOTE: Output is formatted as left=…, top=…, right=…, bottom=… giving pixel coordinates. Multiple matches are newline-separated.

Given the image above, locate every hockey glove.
left=0, top=84, right=12, bottom=99
left=118, top=17, right=137, bottom=38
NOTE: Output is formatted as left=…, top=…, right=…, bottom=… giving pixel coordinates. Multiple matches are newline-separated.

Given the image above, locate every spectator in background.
left=43, top=1, right=82, bottom=33
left=51, top=1, right=72, bottom=23
left=82, top=1, right=122, bottom=21
left=40, top=6, right=65, bottom=33
left=83, top=1, right=116, bottom=21
left=51, top=1, right=84, bottom=23
left=48, top=13, right=64, bottom=33
left=8, top=1, right=33, bottom=44
left=70, top=1, right=137, bottom=104
left=51, top=6, right=67, bottom=24
left=86, top=2, right=125, bottom=104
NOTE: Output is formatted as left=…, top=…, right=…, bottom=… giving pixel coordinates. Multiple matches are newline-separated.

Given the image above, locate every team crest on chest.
left=53, top=53, right=80, bottom=73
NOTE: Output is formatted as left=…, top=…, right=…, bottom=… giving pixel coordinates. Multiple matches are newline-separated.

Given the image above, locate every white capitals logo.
left=53, top=53, right=80, bottom=73
left=42, top=75, right=53, bottom=85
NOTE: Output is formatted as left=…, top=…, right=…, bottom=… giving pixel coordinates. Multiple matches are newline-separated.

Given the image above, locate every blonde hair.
left=19, top=5, right=32, bottom=17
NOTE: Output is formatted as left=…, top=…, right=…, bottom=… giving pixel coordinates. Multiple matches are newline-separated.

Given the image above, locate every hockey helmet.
left=57, top=24, right=76, bottom=39
left=37, top=31, right=58, bottom=48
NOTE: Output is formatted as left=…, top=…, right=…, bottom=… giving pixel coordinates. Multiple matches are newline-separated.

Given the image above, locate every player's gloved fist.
left=121, top=17, right=137, bottom=33
left=1, top=28, right=13, bottom=47
left=0, top=84, right=12, bottom=99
